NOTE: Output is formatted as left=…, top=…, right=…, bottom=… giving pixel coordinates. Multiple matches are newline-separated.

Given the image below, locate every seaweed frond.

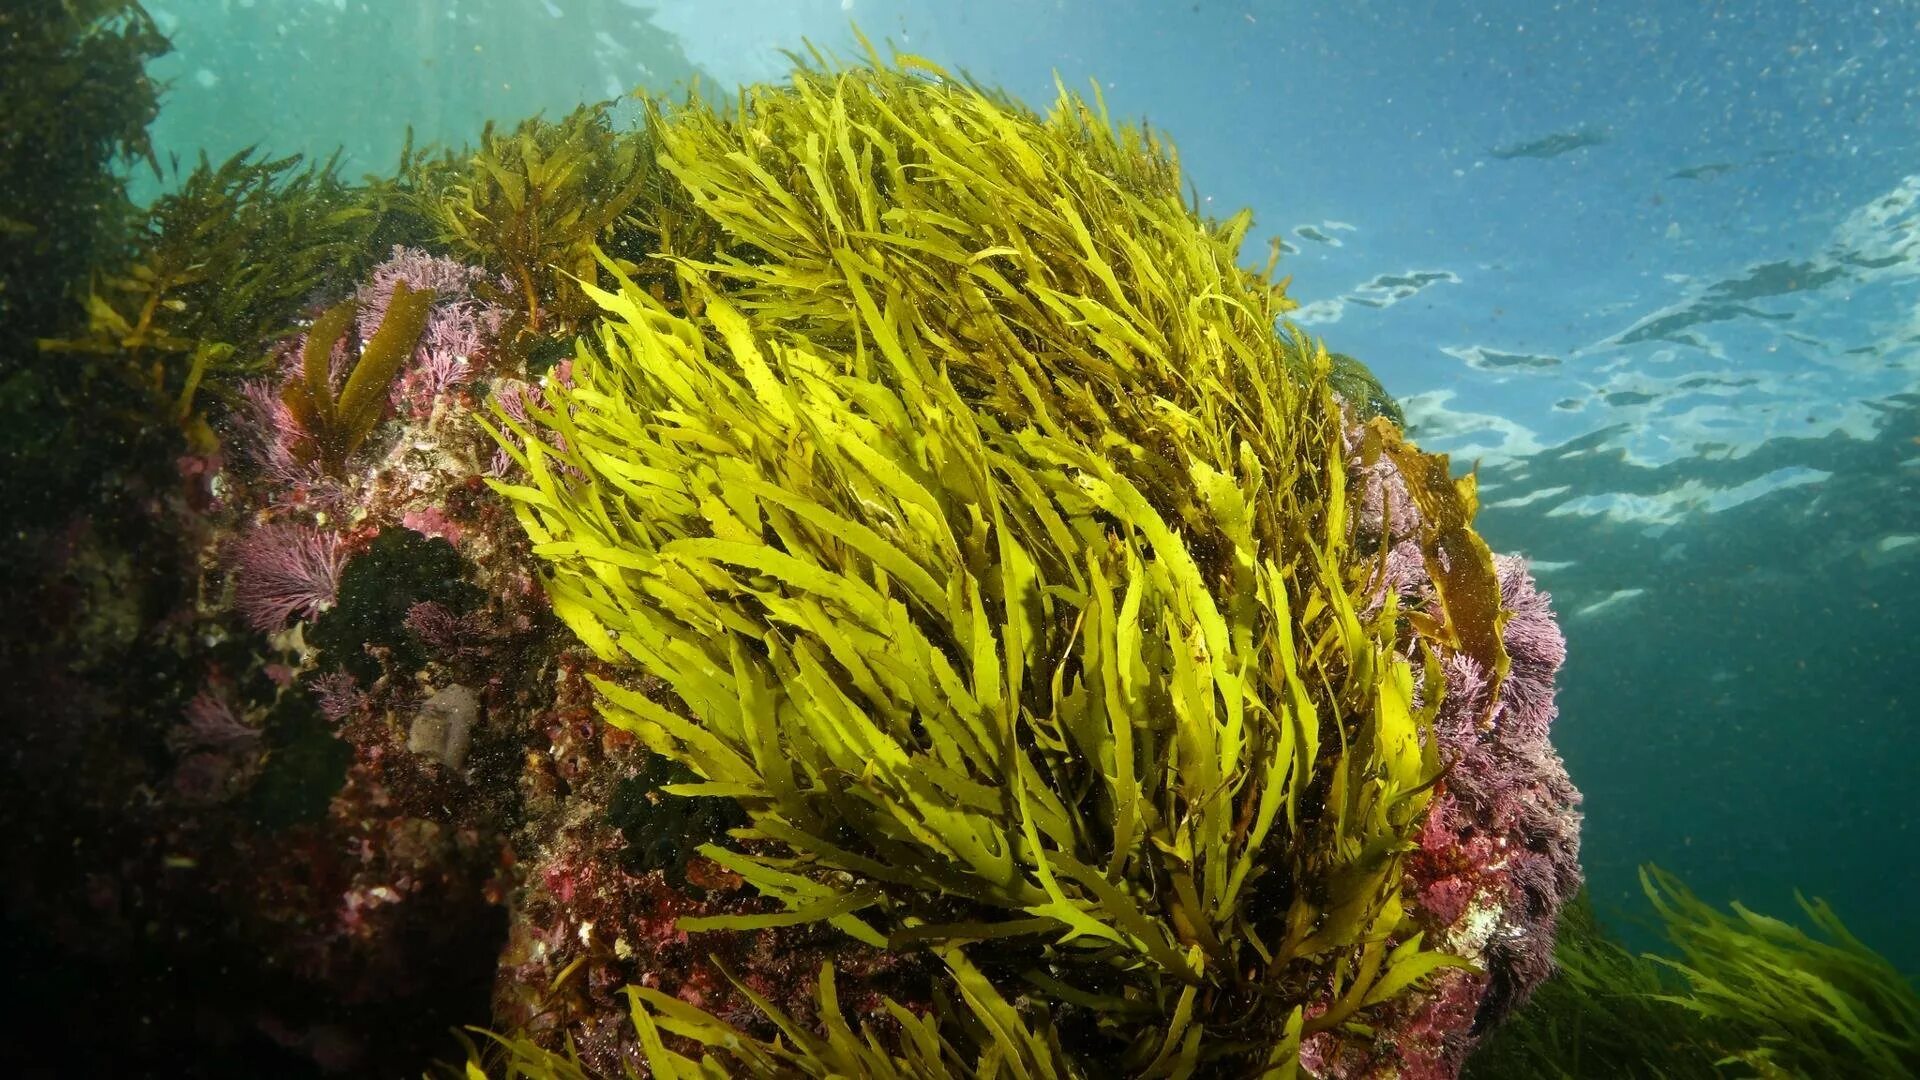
left=39, top=148, right=403, bottom=419
left=279, top=282, right=435, bottom=473
left=625, top=950, right=1078, bottom=1078
left=1466, top=871, right=1919, bottom=1079
left=452, top=948, right=1078, bottom=1079
left=425, top=104, right=664, bottom=356
left=1643, top=867, right=1920, bottom=1077
left=487, top=57, right=1475, bottom=1074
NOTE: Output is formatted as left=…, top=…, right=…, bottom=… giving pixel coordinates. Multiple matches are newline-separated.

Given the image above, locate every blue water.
left=144, top=0, right=1918, bottom=970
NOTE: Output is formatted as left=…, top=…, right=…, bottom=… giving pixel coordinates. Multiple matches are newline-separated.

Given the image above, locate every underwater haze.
left=145, top=0, right=1919, bottom=972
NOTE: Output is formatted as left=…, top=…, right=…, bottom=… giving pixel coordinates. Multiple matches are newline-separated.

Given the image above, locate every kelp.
left=486, top=53, right=1483, bottom=1075
left=425, top=103, right=705, bottom=360
left=278, top=283, right=435, bottom=473
left=1466, top=870, right=1919, bottom=1079
left=40, top=148, right=404, bottom=423
left=1364, top=414, right=1510, bottom=701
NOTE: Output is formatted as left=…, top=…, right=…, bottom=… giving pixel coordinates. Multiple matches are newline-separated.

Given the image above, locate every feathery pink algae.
left=175, top=689, right=262, bottom=752
left=230, top=522, right=349, bottom=633
left=354, top=245, right=488, bottom=341
left=308, top=670, right=366, bottom=725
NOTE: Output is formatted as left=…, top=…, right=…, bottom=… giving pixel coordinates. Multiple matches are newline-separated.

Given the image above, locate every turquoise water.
left=142, top=0, right=1918, bottom=971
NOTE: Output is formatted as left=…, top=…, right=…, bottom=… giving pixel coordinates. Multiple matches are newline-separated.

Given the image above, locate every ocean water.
left=8, top=0, right=1916, bottom=1073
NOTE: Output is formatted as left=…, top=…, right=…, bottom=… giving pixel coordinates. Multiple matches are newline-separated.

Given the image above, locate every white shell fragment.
left=407, top=684, right=480, bottom=773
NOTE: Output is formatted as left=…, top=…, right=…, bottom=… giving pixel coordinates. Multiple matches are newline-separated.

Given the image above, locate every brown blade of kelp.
left=280, top=281, right=434, bottom=473
left=280, top=296, right=357, bottom=447
left=334, top=280, right=434, bottom=453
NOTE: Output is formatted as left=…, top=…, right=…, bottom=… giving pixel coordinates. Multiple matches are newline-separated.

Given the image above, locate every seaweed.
left=424, top=104, right=662, bottom=357
left=1643, top=867, right=1919, bottom=1077
left=0, top=1, right=178, bottom=570
left=621, top=951, right=1079, bottom=1078
left=1327, top=351, right=1405, bottom=426
left=0, top=0, right=167, bottom=358
left=486, top=54, right=1460, bottom=1074
left=278, top=282, right=436, bottom=473
left=453, top=949, right=1078, bottom=1079
left=308, top=528, right=484, bottom=686
left=39, top=148, right=415, bottom=425
left=1465, top=871, right=1920, bottom=1079
left=1370, top=413, right=1511, bottom=696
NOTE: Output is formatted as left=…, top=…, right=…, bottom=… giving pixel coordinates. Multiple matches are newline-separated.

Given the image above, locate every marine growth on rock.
left=4, top=42, right=1586, bottom=1080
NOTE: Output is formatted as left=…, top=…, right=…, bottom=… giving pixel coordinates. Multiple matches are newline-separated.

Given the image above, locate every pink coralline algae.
left=173, top=688, right=262, bottom=752
left=1489, top=553, right=1569, bottom=742
left=356, top=246, right=508, bottom=419
left=1424, top=557, right=1583, bottom=1021
left=1307, top=420, right=1583, bottom=1080
left=487, top=364, right=575, bottom=476
left=1411, top=570, right=1580, bottom=1057
left=232, top=378, right=316, bottom=490
left=308, top=670, right=367, bottom=725
left=10, top=237, right=542, bottom=1074
left=354, top=245, right=491, bottom=340
left=400, top=506, right=463, bottom=547
left=164, top=683, right=264, bottom=804
left=229, top=522, right=349, bottom=633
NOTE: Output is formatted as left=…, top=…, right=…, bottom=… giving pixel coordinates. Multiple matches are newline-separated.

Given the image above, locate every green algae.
left=1327, top=351, right=1405, bottom=426
left=1466, top=870, right=1919, bottom=1080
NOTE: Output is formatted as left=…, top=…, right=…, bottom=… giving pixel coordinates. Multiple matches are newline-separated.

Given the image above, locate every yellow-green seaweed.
left=485, top=53, right=1489, bottom=1075
left=423, top=102, right=702, bottom=358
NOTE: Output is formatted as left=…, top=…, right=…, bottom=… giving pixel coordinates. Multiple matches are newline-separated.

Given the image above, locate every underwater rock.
left=407, top=684, right=480, bottom=773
